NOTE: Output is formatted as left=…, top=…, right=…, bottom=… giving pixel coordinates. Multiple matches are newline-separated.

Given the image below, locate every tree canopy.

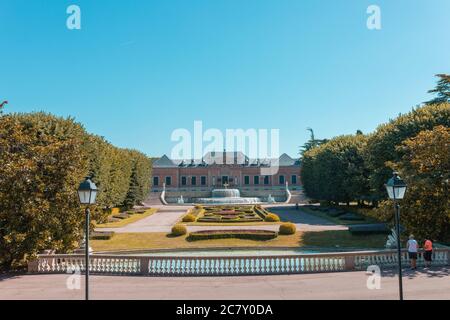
left=0, top=112, right=152, bottom=269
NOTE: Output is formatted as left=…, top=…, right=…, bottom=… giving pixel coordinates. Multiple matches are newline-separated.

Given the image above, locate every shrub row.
left=90, top=231, right=115, bottom=240
left=187, top=230, right=278, bottom=241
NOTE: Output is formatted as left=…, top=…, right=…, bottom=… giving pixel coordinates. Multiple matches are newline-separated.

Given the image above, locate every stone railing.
left=28, top=248, right=449, bottom=276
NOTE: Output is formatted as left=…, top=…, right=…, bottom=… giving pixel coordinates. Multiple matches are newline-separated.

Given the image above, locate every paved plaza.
left=1, top=267, right=448, bottom=300
left=98, top=205, right=348, bottom=233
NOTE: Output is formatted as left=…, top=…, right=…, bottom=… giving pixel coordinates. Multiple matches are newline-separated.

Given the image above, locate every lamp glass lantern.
left=77, top=177, right=98, bottom=205
left=385, top=172, right=407, bottom=200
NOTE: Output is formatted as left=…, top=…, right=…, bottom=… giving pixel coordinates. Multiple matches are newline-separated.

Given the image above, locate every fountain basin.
left=196, top=188, right=262, bottom=204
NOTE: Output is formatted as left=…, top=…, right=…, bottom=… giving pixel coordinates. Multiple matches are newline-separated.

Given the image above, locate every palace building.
left=150, top=151, right=305, bottom=203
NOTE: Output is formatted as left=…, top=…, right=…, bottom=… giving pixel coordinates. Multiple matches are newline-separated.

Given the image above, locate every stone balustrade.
left=28, top=248, right=449, bottom=276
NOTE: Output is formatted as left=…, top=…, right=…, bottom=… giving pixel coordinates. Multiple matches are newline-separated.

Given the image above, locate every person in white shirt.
left=406, top=235, right=418, bottom=270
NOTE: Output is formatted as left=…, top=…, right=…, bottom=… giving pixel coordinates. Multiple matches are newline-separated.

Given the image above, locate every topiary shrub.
left=182, top=213, right=196, bottom=222
left=265, top=213, right=280, bottom=222
left=279, top=222, right=296, bottom=235
left=171, top=224, right=187, bottom=236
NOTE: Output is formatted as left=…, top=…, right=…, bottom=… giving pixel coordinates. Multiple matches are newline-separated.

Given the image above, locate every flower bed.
left=194, top=205, right=273, bottom=223
left=187, top=229, right=278, bottom=241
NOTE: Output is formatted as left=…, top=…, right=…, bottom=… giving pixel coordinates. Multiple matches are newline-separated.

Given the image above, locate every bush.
left=90, top=231, right=115, bottom=240
left=265, top=213, right=280, bottom=222
left=182, top=213, right=196, bottom=222
left=279, top=223, right=296, bottom=235
left=188, top=230, right=278, bottom=241
left=112, top=213, right=130, bottom=220
left=349, top=224, right=389, bottom=235
left=171, top=224, right=187, bottom=236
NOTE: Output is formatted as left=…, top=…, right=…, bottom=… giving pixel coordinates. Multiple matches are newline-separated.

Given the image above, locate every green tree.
left=0, top=112, right=153, bottom=270
left=300, top=128, right=328, bottom=156
left=365, top=103, right=450, bottom=200
left=301, top=134, right=370, bottom=204
left=122, top=149, right=152, bottom=209
left=374, top=126, right=450, bottom=241
left=0, top=113, right=88, bottom=269
left=425, top=74, right=450, bottom=105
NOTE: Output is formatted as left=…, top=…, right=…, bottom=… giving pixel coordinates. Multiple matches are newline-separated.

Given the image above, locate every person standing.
left=407, top=235, right=418, bottom=270
left=423, top=238, right=433, bottom=268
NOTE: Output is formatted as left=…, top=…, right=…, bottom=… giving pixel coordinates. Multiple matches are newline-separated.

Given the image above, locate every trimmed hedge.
left=349, top=224, right=389, bottom=235
left=171, top=224, right=187, bottom=236
left=90, top=231, right=115, bottom=240
left=182, top=213, right=196, bottom=222
left=188, top=230, right=278, bottom=241
left=279, top=223, right=296, bottom=235
left=264, top=213, right=280, bottom=222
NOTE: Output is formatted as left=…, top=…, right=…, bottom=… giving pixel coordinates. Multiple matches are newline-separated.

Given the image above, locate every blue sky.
left=1, top=0, right=449, bottom=158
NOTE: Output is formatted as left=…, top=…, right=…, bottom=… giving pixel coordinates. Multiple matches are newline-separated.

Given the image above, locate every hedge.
left=90, top=231, right=115, bottom=240
left=187, top=230, right=278, bottom=241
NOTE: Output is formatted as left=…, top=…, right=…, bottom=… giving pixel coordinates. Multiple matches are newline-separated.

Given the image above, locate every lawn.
left=301, top=207, right=380, bottom=225
left=91, top=230, right=387, bottom=252
left=95, top=208, right=158, bottom=228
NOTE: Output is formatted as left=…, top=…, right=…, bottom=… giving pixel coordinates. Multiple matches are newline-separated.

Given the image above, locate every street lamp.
left=385, top=172, right=407, bottom=300
left=77, top=177, right=98, bottom=301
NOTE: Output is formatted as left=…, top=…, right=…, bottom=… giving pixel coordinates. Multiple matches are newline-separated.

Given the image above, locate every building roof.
left=153, top=152, right=300, bottom=168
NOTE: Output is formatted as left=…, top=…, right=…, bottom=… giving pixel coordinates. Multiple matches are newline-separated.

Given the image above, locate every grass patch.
left=91, top=230, right=387, bottom=252
left=300, top=230, right=386, bottom=249
left=95, top=208, right=157, bottom=228
left=91, top=232, right=302, bottom=251
left=301, top=207, right=379, bottom=225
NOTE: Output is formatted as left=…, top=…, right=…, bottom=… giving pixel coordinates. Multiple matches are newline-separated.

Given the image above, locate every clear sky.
left=1, top=0, right=450, bottom=158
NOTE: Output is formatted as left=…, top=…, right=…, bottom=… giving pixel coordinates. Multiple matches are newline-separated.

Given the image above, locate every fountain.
left=197, top=188, right=261, bottom=204
left=177, top=195, right=185, bottom=204
left=267, top=194, right=275, bottom=204
left=385, top=228, right=398, bottom=249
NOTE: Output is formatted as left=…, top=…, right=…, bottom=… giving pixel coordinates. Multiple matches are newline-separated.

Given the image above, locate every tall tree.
left=425, top=74, right=450, bottom=104
left=301, top=134, right=370, bottom=204
left=373, top=126, right=450, bottom=241
left=365, top=103, right=450, bottom=200
left=300, top=128, right=328, bottom=156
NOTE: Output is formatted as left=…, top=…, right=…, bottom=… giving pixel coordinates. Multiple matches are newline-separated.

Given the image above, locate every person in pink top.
left=423, top=238, right=433, bottom=268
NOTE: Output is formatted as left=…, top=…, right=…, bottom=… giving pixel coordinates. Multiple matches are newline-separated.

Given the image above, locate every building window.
left=201, top=176, right=207, bottom=186
left=254, top=176, right=260, bottom=185
left=191, top=176, right=197, bottom=186
left=244, top=176, right=250, bottom=185
left=153, top=177, right=159, bottom=186
left=279, top=175, right=285, bottom=185
left=264, top=176, right=269, bottom=185
left=291, top=175, right=297, bottom=184
left=181, top=176, right=187, bottom=186
left=165, top=176, right=171, bottom=186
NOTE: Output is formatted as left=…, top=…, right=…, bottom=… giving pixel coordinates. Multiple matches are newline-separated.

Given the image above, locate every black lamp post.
left=385, top=172, right=407, bottom=300
left=77, top=177, right=98, bottom=301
